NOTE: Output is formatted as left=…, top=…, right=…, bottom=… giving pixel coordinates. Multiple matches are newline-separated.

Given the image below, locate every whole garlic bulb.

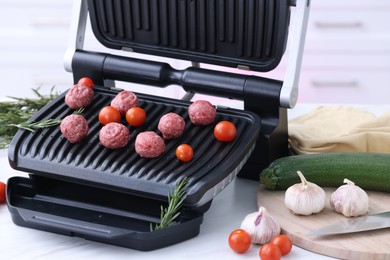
left=285, top=171, right=326, bottom=215
left=240, top=207, right=281, bottom=244
left=330, top=178, right=369, bottom=217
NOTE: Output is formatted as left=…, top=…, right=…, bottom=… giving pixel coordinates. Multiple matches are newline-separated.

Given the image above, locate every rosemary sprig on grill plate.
left=8, top=118, right=63, bottom=132
left=0, top=87, right=58, bottom=149
left=7, top=107, right=84, bottom=132
left=150, top=177, right=189, bottom=231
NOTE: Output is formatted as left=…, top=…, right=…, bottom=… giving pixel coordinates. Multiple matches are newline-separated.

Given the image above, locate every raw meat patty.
left=65, top=84, right=94, bottom=109
left=135, top=131, right=166, bottom=158
left=188, top=100, right=216, bottom=125
left=158, top=112, right=185, bottom=139
left=99, top=122, right=130, bottom=149
left=110, top=90, right=139, bottom=115
left=60, top=114, right=89, bottom=143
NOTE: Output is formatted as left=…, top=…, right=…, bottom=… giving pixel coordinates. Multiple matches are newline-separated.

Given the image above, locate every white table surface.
left=0, top=102, right=352, bottom=260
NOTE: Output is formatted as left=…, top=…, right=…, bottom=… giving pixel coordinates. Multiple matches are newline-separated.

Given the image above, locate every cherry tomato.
left=176, top=144, right=194, bottom=162
left=259, top=243, right=282, bottom=260
left=77, top=77, right=94, bottom=89
left=98, top=106, right=121, bottom=125
left=0, top=181, right=6, bottom=204
left=228, top=229, right=251, bottom=254
left=214, top=121, right=236, bottom=142
left=271, top=235, right=292, bottom=256
left=125, top=107, right=146, bottom=127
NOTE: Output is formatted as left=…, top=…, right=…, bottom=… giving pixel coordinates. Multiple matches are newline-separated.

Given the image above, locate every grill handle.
left=72, top=50, right=283, bottom=105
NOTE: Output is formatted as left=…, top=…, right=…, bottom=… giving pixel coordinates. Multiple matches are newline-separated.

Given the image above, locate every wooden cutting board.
left=257, top=186, right=390, bottom=260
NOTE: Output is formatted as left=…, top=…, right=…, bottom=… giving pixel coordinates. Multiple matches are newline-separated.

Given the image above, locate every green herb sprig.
left=8, top=118, right=63, bottom=132
left=151, top=177, right=189, bottom=231
left=8, top=107, right=85, bottom=133
left=0, top=87, right=58, bottom=149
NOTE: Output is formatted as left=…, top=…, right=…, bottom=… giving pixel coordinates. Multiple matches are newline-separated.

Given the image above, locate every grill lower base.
left=7, top=176, right=211, bottom=251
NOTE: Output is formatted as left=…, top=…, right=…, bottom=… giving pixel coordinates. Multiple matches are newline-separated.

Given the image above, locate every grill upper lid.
left=87, top=0, right=291, bottom=72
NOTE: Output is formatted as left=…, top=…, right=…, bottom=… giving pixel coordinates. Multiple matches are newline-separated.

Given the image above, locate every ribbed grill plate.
left=87, top=0, right=291, bottom=72
left=8, top=88, right=260, bottom=205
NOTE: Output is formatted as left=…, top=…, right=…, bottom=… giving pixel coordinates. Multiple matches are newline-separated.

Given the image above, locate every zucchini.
left=260, top=152, right=390, bottom=192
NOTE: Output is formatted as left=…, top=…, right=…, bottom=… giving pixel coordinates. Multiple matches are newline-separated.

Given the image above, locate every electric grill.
left=6, top=0, right=310, bottom=251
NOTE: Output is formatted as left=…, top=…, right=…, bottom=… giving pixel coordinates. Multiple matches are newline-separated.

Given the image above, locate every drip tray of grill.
left=7, top=86, right=260, bottom=250
left=6, top=176, right=206, bottom=251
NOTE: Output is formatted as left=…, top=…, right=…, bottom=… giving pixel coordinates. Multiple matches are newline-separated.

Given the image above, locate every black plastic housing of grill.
left=6, top=0, right=294, bottom=251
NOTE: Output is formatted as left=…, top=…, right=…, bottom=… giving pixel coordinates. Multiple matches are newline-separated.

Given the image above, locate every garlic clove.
left=330, top=178, right=369, bottom=217
left=240, top=207, right=281, bottom=245
left=284, top=171, right=326, bottom=215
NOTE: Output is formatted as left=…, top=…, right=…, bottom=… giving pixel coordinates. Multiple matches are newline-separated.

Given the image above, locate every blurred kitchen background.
left=0, top=0, right=389, bottom=104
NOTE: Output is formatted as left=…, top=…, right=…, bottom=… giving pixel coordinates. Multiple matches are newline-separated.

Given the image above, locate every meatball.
left=188, top=100, right=216, bottom=125
left=99, top=122, right=130, bottom=149
left=135, top=131, right=166, bottom=158
left=65, top=84, right=94, bottom=109
left=158, top=112, right=185, bottom=139
left=110, top=90, right=139, bottom=115
left=60, top=114, right=89, bottom=143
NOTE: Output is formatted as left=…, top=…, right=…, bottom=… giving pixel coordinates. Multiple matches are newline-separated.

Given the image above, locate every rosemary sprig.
left=151, top=177, right=189, bottom=231
left=73, top=107, right=85, bottom=115
left=7, top=107, right=84, bottom=133
left=8, top=118, right=63, bottom=132
left=0, top=87, right=58, bottom=149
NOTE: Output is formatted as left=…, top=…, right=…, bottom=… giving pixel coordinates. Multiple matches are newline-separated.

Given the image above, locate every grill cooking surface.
left=8, top=87, right=260, bottom=205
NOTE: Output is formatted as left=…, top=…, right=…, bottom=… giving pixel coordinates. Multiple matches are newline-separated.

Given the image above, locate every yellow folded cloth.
left=288, top=106, right=390, bottom=154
